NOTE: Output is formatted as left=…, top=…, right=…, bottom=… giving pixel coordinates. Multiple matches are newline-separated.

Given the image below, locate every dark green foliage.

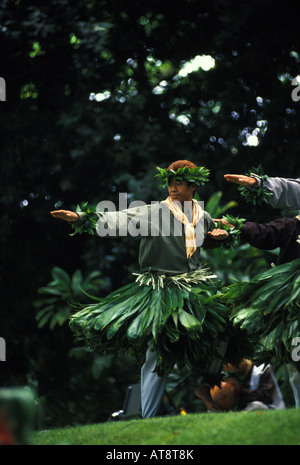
left=32, top=267, right=140, bottom=425
left=1, top=0, right=299, bottom=425
left=35, top=266, right=104, bottom=329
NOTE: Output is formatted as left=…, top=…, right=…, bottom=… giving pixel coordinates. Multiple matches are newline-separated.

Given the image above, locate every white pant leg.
left=287, top=363, right=300, bottom=408
left=141, top=347, right=168, bottom=418
left=244, top=401, right=270, bottom=411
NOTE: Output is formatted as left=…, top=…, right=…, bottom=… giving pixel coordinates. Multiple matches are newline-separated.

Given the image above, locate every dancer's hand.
left=207, top=228, right=229, bottom=241
left=51, top=210, right=79, bottom=222
left=224, top=174, right=257, bottom=186
left=213, top=218, right=235, bottom=228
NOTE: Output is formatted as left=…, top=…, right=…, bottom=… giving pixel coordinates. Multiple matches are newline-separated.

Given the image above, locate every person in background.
left=224, top=171, right=300, bottom=408
left=210, top=359, right=285, bottom=412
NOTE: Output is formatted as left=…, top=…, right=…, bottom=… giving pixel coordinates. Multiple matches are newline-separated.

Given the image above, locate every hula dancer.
left=224, top=173, right=300, bottom=407
left=51, top=160, right=240, bottom=416
left=224, top=170, right=300, bottom=209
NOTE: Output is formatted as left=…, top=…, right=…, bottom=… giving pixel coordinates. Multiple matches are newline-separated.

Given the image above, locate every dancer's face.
left=168, top=179, right=196, bottom=203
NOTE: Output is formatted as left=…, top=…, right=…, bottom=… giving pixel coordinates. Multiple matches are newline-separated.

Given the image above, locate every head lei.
left=155, top=164, right=210, bottom=188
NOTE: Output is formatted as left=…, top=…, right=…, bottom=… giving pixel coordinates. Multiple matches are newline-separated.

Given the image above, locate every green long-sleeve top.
left=75, top=201, right=224, bottom=275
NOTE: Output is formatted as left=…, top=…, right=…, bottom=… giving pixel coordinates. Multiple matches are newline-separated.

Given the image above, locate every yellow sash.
left=162, top=196, right=204, bottom=258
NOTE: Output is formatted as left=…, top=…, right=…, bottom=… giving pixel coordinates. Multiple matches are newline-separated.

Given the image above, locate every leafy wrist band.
left=238, top=165, right=272, bottom=206
left=70, top=202, right=98, bottom=236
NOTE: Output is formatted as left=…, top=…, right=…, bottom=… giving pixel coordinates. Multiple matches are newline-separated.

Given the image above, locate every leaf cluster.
left=35, top=266, right=104, bottom=330
left=215, top=214, right=246, bottom=250
left=69, top=270, right=247, bottom=384
left=70, top=202, right=98, bottom=236
left=225, top=258, right=300, bottom=369
left=238, top=165, right=273, bottom=206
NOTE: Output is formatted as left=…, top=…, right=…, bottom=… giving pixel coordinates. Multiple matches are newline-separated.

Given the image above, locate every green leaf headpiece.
left=155, top=166, right=210, bottom=188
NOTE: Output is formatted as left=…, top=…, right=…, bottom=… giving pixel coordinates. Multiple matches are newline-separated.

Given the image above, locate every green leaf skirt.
left=69, top=268, right=251, bottom=380
left=225, top=258, right=300, bottom=370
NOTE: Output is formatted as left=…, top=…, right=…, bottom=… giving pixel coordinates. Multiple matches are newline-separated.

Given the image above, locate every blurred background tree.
left=0, top=0, right=299, bottom=425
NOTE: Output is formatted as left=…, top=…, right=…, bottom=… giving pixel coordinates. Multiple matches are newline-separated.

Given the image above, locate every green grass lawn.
left=33, top=408, right=300, bottom=445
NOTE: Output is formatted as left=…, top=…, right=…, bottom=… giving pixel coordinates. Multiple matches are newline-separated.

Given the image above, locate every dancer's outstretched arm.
left=225, top=173, right=300, bottom=209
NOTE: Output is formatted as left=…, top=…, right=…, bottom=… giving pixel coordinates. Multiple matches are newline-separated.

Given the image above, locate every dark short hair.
left=167, top=160, right=197, bottom=171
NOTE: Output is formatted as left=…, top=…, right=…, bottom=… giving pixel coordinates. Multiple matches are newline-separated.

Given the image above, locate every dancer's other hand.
left=224, top=174, right=257, bottom=187
left=51, top=210, right=79, bottom=222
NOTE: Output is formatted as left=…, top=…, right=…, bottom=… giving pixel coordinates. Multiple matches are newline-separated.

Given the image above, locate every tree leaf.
left=178, top=309, right=201, bottom=330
